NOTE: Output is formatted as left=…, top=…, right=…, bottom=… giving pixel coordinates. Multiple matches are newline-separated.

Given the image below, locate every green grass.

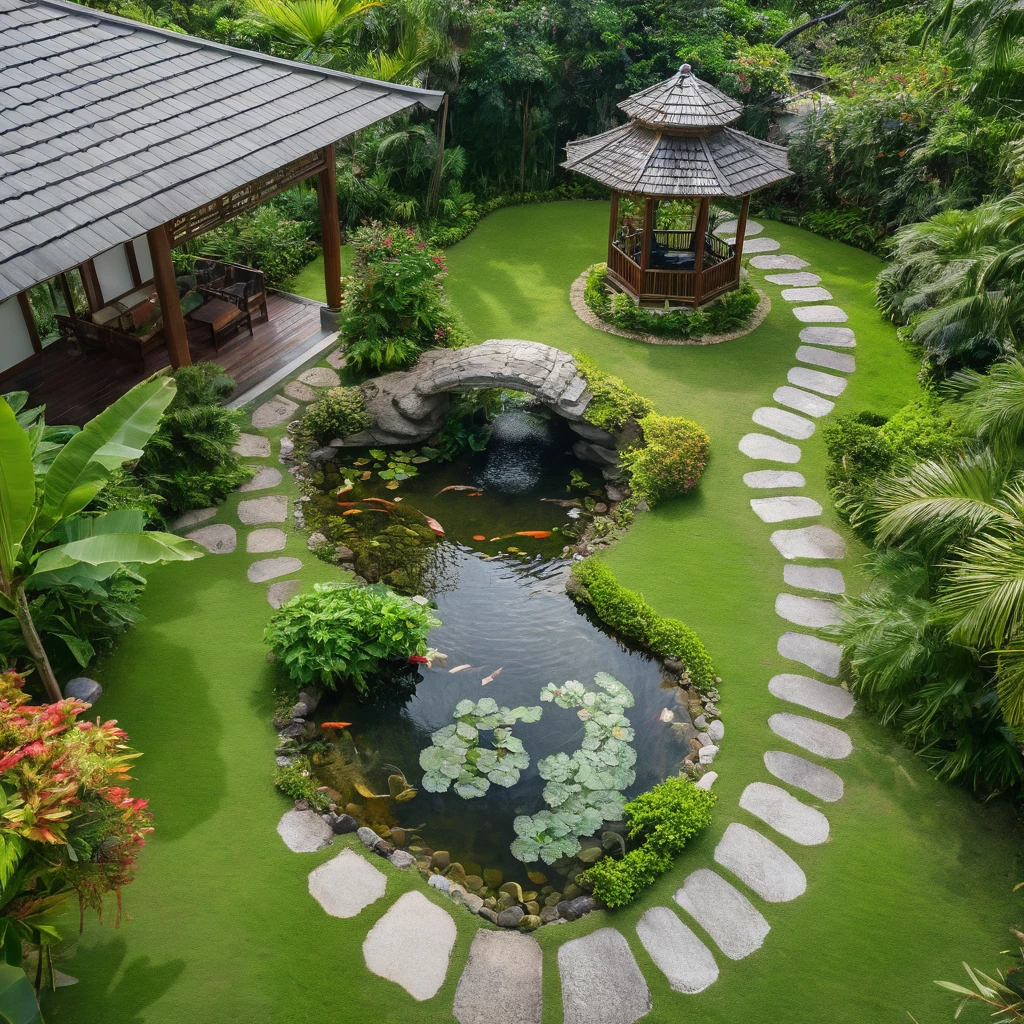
left=54, top=202, right=1022, bottom=1024
left=283, top=244, right=353, bottom=302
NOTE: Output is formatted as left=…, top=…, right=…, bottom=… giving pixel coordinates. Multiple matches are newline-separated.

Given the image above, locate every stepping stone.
left=744, top=470, right=806, bottom=489
left=793, top=305, right=848, bottom=323
left=326, top=348, right=348, bottom=370
left=769, top=712, right=853, bottom=759
left=773, top=385, right=835, bottom=418
left=787, top=366, right=848, bottom=396
left=363, top=890, right=456, bottom=1001
left=800, top=326, right=855, bottom=348
left=784, top=564, right=845, bottom=594
left=284, top=380, right=318, bottom=403
left=752, top=406, right=815, bottom=440
left=797, top=346, right=856, bottom=373
left=233, top=433, right=271, bottom=458
left=714, top=822, right=807, bottom=903
left=252, top=395, right=298, bottom=428
left=739, top=433, right=801, bottom=464
left=277, top=809, right=333, bottom=852
left=751, top=496, right=822, bottom=523
left=308, top=848, right=386, bottom=918
left=454, top=931, right=543, bottom=1024
left=769, top=673, right=855, bottom=718
left=558, top=928, right=651, bottom=1024
left=674, top=869, right=770, bottom=960
left=248, top=556, right=303, bottom=583
left=775, top=593, right=842, bottom=627
left=267, top=579, right=301, bottom=608
left=764, top=750, right=845, bottom=803
left=782, top=287, right=832, bottom=302
left=239, top=466, right=283, bottom=492
left=750, top=254, right=809, bottom=270
left=247, top=528, right=288, bottom=553
left=715, top=218, right=763, bottom=237
left=636, top=906, right=718, bottom=994
left=739, top=782, right=830, bottom=845
left=742, top=237, right=781, bottom=253
left=770, top=525, right=846, bottom=560
left=238, top=495, right=289, bottom=524
left=777, top=632, right=843, bottom=677
left=171, top=507, right=216, bottom=531
left=764, top=272, right=821, bottom=286
left=298, top=366, right=341, bottom=388
left=185, top=524, right=236, bottom=554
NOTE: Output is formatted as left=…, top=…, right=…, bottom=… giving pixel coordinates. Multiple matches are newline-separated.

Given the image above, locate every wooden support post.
left=16, top=292, right=42, bottom=353
left=692, top=197, right=711, bottom=306
left=147, top=223, right=191, bottom=370
left=318, top=143, right=343, bottom=310
left=607, top=190, right=620, bottom=265
left=58, top=273, right=77, bottom=321
left=639, top=197, right=654, bottom=276
left=734, top=195, right=750, bottom=278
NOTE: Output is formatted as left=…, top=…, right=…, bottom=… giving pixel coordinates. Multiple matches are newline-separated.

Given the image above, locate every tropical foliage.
left=622, top=413, right=710, bottom=505
left=301, top=386, right=373, bottom=445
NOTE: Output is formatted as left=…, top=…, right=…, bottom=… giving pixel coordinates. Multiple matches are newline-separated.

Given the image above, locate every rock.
left=389, top=827, right=406, bottom=847
left=524, top=900, right=541, bottom=916
left=793, top=304, right=849, bottom=323
left=772, top=385, right=836, bottom=420
left=783, top=286, right=833, bottom=302
left=363, top=890, right=456, bottom=1001
left=233, top=433, right=271, bottom=458
left=432, top=850, right=451, bottom=871
left=240, top=466, right=283, bottom=492
left=739, top=782, right=830, bottom=845
left=372, top=840, right=395, bottom=857
left=461, top=893, right=485, bottom=914
left=63, top=676, right=102, bottom=705
left=448, top=884, right=468, bottom=903
left=446, top=862, right=467, bottom=886
left=750, top=254, right=810, bottom=270
left=497, top=906, right=525, bottom=928
left=561, top=882, right=583, bottom=901
left=326, top=348, right=348, bottom=369
left=308, top=849, right=386, bottom=918
left=708, top=719, right=724, bottom=742
left=751, top=496, right=822, bottom=523
left=714, top=822, right=807, bottom=903
left=558, top=928, right=651, bottom=1024
left=751, top=406, right=816, bottom=440
left=478, top=907, right=499, bottom=924
left=277, top=809, right=334, bottom=853
left=496, top=892, right=517, bottom=912
left=357, top=826, right=380, bottom=849
left=428, top=874, right=450, bottom=893
left=335, top=545, right=355, bottom=561
left=252, top=395, right=298, bottom=429
left=777, top=631, right=843, bottom=677
left=238, top=495, right=289, bottom=525
left=742, top=236, right=781, bottom=252
left=763, top=750, right=844, bottom=803
left=695, top=771, right=718, bottom=790
left=453, top=930, right=543, bottom=1024
left=771, top=525, right=846, bottom=560
left=388, top=850, right=416, bottom=870
left=800, top=326, right=856, bottom=348
left=769, top=712, right=853, bottom=759
left=186, top=524, right=237, bottom=553
left=279, top=437, right=295, bottom=461
left=540, top=906, right=559, bottom=923
left=323, top=812, right=358, bottom=834
left=267, top=580, right=302, bottom=608
left=464, top=874, right=484, bottom=891
left=776, top=593, right=842, bottom=628
left=694, top=713, right=708, bottom=729
left=636, top=906, right=719, bottom=994
left=797, top=344, right=855, bottom=373
left=738, top=432, right=801, bottom=464
left=248, top=557, right=303, bottom=583
left=576, top=845, right=603, bottom=864
left=674, top=868, right=770, bottom=960
left=698, top=744, right=719, bottom=764
left=482, top=868, right=503, bottom=889
left=784, top=564, right=845, bottom=594
left=307, top=531, right=328, bottom=551
left=284, top=380, right=318, bottom=403
left=787, top=365, right=848, bottom=397
left=498, top=881, right=523, bottom=902
left=298, top=366, right=341, bottom=388
left=518, top=914, right=542, bottom=932
left=246, top=528, right=288, bottom=553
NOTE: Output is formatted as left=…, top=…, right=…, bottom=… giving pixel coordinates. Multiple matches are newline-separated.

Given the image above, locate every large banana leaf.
left=37, top=377, right=176, bottom=533
left=30, top=511, right=151, bottom=588
left=33, top=531, right=204, bottom=577
left=0, top=963, right=41, bottom=1024
left=0, top=399, right=36, bottom=587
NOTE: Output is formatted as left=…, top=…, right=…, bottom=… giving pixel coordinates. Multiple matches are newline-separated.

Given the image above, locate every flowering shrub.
left=0, top=668, right=152, bottom=961
left=342, top=223, right=466, bottom=372
left=622, top=413, right=710, bottom=505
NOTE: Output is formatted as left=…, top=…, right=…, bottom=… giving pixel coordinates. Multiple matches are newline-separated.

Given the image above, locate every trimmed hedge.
left=570, top=558, right=715, bottom=687
left=622, top=413, right=710, bottom=504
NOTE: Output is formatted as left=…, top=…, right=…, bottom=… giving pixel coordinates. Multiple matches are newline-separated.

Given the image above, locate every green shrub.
left=264, top=583, right=439, bottom=697
left=274, top=757, right=330, bottom=811
left=573, top=353, right=653, bottom=433
left=342, top=223, right=466, bottom=373
left=570, top=558, right=714, bottom=687
left=134, top=362, right=251, bottom=515
left=301, top=386, right=372, bottom=445
left=581, top=776, right=716, bottom=907
left=622, top=414, right=710, bottom=504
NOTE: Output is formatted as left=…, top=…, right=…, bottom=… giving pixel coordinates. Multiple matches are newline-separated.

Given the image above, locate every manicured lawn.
left=53, top=202, right=1021, bottom=1024
left=283, top=245, right=353, bottom=302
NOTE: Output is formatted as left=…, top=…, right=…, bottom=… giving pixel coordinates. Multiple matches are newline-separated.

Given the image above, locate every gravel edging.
left=569, top=266, right=771, bottom=346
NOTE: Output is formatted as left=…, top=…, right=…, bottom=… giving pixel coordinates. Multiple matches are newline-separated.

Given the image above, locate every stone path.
left=752, top=406, right=815, bottom=439
left=777, top=631, right=843, bottom=676
left=751, top=496, right=822, bottom=523
left=239, top=466, right=283, bottom=492
left=769, top=713, right=853, bottom=759
left=742, top=237, right=781, bottom=253
left=739, top=433, right=801, bottom=463
left=800, top=326, right=855, bottom=347
left=768, top=674, right=854, bottom=718
left=238, top=495, right=289, bottom=525
left=277, top=809, right=334, bottom=852
left=782, top=286, right=832, bottom=302
left=793, top=305, right=848, bottom=323
left=796, top=345, right=856, bottom=373
left=787, top=365, right=848, bottom=396
left=714, top=823, right=807, bottom=902
left=454, top=931, right=543, bottom=1024
left=185, top=524, right=237, bottom=554
left=775, top=593, right=842, bottom=627
left=763, top=751, right=844, bottom=802
left=738, top=782, right=830, bottom=845
left=765, top=272, right=821, bottom=286
left=558, top=928, right=651, bottom=1024
left=783, top=564, right=845, bottom=594
left=308, top=849, right=387, bottom=918
left=771, top=525, right=846, bottom=560
left=636, top=906, right=719, bottom=994
left=773, top=385, right=834, bottom=417
left=674, top=868, right=770, bottom=959
left=248, top=556, right=303, bottom=583
left=743, top=470, right=806, bottom=489
left=246, top=528, right=287, bottom=553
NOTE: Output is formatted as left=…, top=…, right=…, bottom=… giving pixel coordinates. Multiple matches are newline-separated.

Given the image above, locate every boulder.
left=389, top=850, right=416, bottom=870
left=323, top=812, right=358, bottom=834
left=357, top=826, right=380, bottom=849
left=64, top=677, right=102, bottom=705
left=497, top=906, right=525, bottom=928
left=518, top=914, right=542, bottom=932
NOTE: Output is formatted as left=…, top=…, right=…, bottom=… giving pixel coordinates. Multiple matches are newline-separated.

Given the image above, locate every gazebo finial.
left=679, top=63, right=692, bottom=76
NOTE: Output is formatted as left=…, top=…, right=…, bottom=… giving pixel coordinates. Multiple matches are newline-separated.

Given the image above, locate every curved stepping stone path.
left=636, top=906, right=718, bottom=994
left=800, top=326, right=855, bottom=348
left=771, top=525, right=846, bottom=560
left=769, top=713, right=853, bottom=759
left=714, top=823, right=807, bottom=902
left=252, top=394, right=298, bottom=428
left=782, top=286, right=832, bottom=302
left=787, top=365, right=848, bottom=396
left=277, top=809, right=334, bottom=852
left=769, top=674, right=854, bottom=718
left=267, top=579, right=301, bottom=608
left=247, top=528, right=288, bottom=553
left=750, top=253, right=809, bottom=270
left=363, top=890, right=456, bottom=1001
left=793, top=305, right=849, bottom=323
left=558, top=928, right=651, bottom=1024
left=739, top=433, right=801, bottom=463
left=764, top=751, right=844, bottom=802
left=773, top=385, right=834, bottom=418
left=454, top=931, right=543, bottom=1024
left=739, top=782, right=830, bottom=845
left=742, top=237, right=781, bottom=253
left=778, top=631, right=843, bottom=677
left=240, top=466, right=283, bottom=492
left=297, top=366, right=340, bottom=388
left=308, top=849, right=386, bottom=918
left=752, top=405, right=815, bottom=439
left=233, top=432, right=271, bottom=457
left=797, top=346, right=855, bottom=373
left=674, top=868, right=769, bottom=959
left=744, top=469, right=806, bottom=489
left=171, top=506, right=216, bottom=531
left=765, top=272, right=821, bottom=286
left=238, top=495, right=288, bottom=525
left=715, top=218, right=763, bottom=237
left=775, top=593, right=842, bottom=628
left=326, top=348, right=348, bottom=370
left=284, top=380, right=318, bottom=403
left=751, top=496, right=822, bottom=523
left=186, top=524, right=236, bottom=554
left=248, top=557, right=303, bottom=583
left=784, top=564, right=845, bottom=594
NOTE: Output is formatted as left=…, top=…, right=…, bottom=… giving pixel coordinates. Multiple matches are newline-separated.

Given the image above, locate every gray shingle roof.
left=618, top=65, right=742, bottom=130
left=0, top=0, right=444, bottom=301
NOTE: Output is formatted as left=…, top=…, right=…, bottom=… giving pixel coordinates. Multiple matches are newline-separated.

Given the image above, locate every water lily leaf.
left=369, top=449, right=386, bottom=459
left=454, top=775, right=489, bottom=799
left=385, top=480, right=400, bottom=489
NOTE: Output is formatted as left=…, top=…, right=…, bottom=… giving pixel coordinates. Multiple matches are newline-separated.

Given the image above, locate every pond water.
left=312, top=411, right=685, bottom=884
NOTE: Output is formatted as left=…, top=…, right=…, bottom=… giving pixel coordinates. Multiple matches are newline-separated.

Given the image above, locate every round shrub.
left=623, top=413, right=710, bottom=504
left=301, top=386, right=372, bottom=445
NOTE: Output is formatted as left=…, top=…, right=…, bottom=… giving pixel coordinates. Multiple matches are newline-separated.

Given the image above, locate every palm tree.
left=930, top=0, right=1024, bottom=100
left=247, top=0, right=381, bottom=63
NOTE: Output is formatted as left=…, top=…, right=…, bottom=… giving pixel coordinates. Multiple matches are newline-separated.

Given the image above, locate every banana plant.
left=0, top=378, right=204, bottom=703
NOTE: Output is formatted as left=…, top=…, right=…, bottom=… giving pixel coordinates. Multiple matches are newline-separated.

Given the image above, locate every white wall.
left=0, top=297, right=36, bottom=374
left=93, top=243, right=135, bottom=304
left=132, top=234, right=154, bottom=284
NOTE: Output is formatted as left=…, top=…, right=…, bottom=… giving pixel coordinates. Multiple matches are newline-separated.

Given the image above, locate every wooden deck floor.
left=6, top=292, right=331, bottom=424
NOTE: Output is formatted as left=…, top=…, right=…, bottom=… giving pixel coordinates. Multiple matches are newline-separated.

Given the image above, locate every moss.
left=574, top=352, right=653, bottom=432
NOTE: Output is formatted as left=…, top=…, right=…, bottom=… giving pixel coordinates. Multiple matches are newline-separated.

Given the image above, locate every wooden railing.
left=641, top=269, right=697, bottom=302
left=608, top=243, right=642, bottom=295
left=606, top=240, right=741, bottom=306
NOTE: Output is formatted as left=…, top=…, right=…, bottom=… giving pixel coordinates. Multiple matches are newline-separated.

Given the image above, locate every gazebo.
left=563, top=64, right=793, bottom=307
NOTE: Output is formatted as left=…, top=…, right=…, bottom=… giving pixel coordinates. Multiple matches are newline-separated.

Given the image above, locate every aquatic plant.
left=419, top=698, right=542, bottom=798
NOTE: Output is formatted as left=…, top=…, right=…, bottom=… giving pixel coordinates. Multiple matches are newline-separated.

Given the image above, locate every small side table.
left=188, top=298, right=252, bottom=351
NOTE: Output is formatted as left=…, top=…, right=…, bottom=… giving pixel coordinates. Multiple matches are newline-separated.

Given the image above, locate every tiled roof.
left=0, top=0, right=443, bottom=301
left=618, top=65, right=743, bottom=130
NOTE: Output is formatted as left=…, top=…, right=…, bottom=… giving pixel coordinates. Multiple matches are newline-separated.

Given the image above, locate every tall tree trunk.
left=519, top=84, right=532, bottom=196
left=14, top=585, right=62, bottom=703
left=427, top=94, right=450, bottom=216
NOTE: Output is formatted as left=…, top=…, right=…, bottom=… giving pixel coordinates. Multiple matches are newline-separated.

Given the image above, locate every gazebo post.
left=640, top=197, right=654, bottom=283
left=692, top=197, right=710, bottom=305
left=734, top=195, right=751, bottom=272
left=147, top=223, right=191, bottom=370
left=318, top=142, right=344, bottom=327
left=607, top=190, right=620, bottom=266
